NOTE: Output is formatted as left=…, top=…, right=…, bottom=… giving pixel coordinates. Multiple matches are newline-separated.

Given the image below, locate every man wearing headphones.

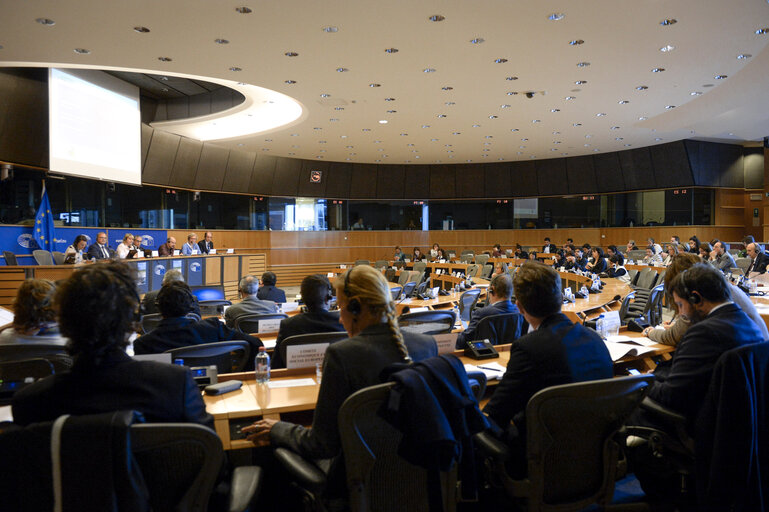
left=271, top=274, right=345, bottom=369
left=455, top=274, right=523, bottom=348
left=224, top=275, right=278, bottom=328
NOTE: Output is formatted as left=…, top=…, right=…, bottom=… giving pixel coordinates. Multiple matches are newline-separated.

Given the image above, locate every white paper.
left=433, top=333, right=459, bottom=354
left=151, top=250, right=159, bottom=257
left=257, top=318, right=282, bottom=333
left=137, top=252, right=144, bottom=258
left=267, top=378, right=317, bottom=389
left=226, top=248, right=234, bottom=254
left=210, top=249, right=217, bottom=254
left=286, top=343, right=330, bottom=369
left=603, top=341, right=657, bottom=361
left=262, top=338, right=277, bottom=349
left=409, top=307, right=429, bottom=313
left=0, top=306, right=14, bottom=326
left=280, top=302, right=300, bottom=312
left=606, top=335, right=658, bottom=347
left=464, top=363, right=504, bottom=381
left=192, top=249, right=199, bottom=255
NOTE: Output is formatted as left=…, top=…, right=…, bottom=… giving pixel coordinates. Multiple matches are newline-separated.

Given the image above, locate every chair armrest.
left=274, top=447, right=328, bottom=493
left=228, top=466, right=262, bottom=512
left=474, top=431, right=510, bottom=462
left=639, top=397, right=686, bottom=426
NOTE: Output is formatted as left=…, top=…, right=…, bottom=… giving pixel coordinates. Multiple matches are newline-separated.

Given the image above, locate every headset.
left=343, top=267, right=362, bottom=315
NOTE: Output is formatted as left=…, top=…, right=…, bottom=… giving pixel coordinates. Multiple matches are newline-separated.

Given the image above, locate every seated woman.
left=63, top=234, right=89, bottom=264
left=0, top=279, right=66, bottom=346
left=181, top=233, right=199, bottom=255
left=115, top=233, right=137, bottom=259
left=699, top=242, right=713, bottom=261
left=492, top=244, right=504, bottom=258
left=641, top=246, right=662, bottom=265
left=586, top=247, right=608, bottom=273
left=430, top=243, right=441, bottom=259
left=513, top=244, right=528, bottom=260
left=607, top=254, right=631, bottom=283
left=412, top=247, right=425, bottom=261
left=243, top=265, right=437, bottom=494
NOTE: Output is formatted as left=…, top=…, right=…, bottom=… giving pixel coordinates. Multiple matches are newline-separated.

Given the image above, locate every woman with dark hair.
left=699, top=242, right=713, bottom=261
left=0, top=279, right=66, bottom=345
left=586, top=247, right=607, bottom=273
left=688, top=235, right=701, bottom=254
left=63, top=234, right=90, bottom=264
left=412, top=247, right=425, bottom=261
left=11, top=261, right=213, bottom=427
left=430, top=243, right=441, bottom=259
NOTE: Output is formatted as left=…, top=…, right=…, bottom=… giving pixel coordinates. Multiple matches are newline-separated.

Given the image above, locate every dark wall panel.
left=484, top=163, right=512, bottom=197
left=193, top=143, right=230, bottom=190
left=510, top=161, right=538, bottom=197
left=297, top=160, right=329, bottom=197
left=718, top=144, right=745, bottom=188
left=536, top=159, right=568, bottom=196
left=403, top=166, right=431, bottom=199
left=566, top=156, right=597, bottom=194
left=744, top=147, right=764, bottom=189
left=140, top=124, right=153, bottom=170
left=593, top=152, right=626, bottom=192
left=249, top=155, right=276, bottom=195
left=142, top=129, right=180, bottom=185
left=221, top=150, right=256, bottom=193
left=349, top=164, right=377, bottom=198
left=429, top=165, right=456, bottom=199
left=650, top=141, right=694, bottom=188
left=167, top=137, right=203, bottom=189
left=325, top=163, right=352, bottom=198
left=376, top=165, right=405, bottom=199
left=619, top=148, right=655, bottom=190
left=271, top=158, right=302, bottom=197
left=455, top=164, right=485, bottom=198
left=0, top=69, right=48, bottom=168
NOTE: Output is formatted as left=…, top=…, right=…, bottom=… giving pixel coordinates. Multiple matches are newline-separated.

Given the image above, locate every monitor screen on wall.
left=49, top=68, right=141, bottom=185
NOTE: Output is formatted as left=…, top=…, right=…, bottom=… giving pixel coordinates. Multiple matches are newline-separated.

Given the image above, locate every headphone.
left=679, top=270, right=702, bottom=305
left=343, top=267, right=361, bottom=316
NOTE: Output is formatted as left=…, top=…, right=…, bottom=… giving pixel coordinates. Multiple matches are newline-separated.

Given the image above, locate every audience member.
left=565, top=246, right=588, bottom=271
left=456, top=274, right=522, bottom=348
left=257, top=271, right=287, bottom=303
left=586, top=247, right=607, bottom=273
left=492, top=243, right=504, bottom=258
left=483, top=262, right=612, bottom=477
left=607, top=254, right=630, bottom=283
left=158, top=237, right=176, bottom=256
left=670, top=235, right=681, bottom=244
left=513, top=244, right=528, bottom=260
left=133, top=235, right=144, bottom=253
left=272, top=274, right=345, bottom=368
left=11, top=261, right=213, bottom=427
left=542, top=237, right=556, bottom=254
left=746, top=242, right=769, bottom=274
left=198, top=232, right=214, bottom=254
left=710, top=241, right=735, bottom=272
left=430, top=243, right=441, bottom=259
left=86, top=232, right=114, bottom=260
left=63, top=234, right=89, bottom=264
left=181, top=233, right=199, bottom=255
left=606, top=245, right=621, bottom=258
left=642, top=246, right=663, bottom=265
left=0, top=279, right=66, bottom=346
left=412, top=247, right=425, bottom=261
left=647, top=238, right=663, bottom=255
left=626, top=240, right=639, bottom=252
left=393, top=246, right=406, bottom=262
left=688, top=235, right=701, bottom=254
left=140, top=269, right=200, bottom=316
left=224, top=275, right=278, bottom=328
left=351, top=217, right=365, bottom=230
left=699, top=242, right=712, bottom=261
left=133, top=281, right=263, bottom=366
left=115, top=233, right=137, bottom=259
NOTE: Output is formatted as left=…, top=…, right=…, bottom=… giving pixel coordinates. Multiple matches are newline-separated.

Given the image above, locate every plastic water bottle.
left=255, top=346, right=270, bottom=383
left=453, top=304, right=462, bottom=328
left=596, top=314, right=606, bottom=340
left=749, top=278, right=758, bottom=295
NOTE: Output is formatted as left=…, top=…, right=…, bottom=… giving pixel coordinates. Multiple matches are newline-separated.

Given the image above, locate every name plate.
left=151, top=250, right=159, bottom=257
left=280, top=302, right=300, bottom=312
left=257, top=318, right=282, bottom=333
left=210, top=249, right=217, bottom=254
left=433, top=333, right=459, bottom=354
left=173, top=250, right=180, bottom=256
left=286, top=343, right=330, bottom=369
left=226, top=248, right=234, bottom=254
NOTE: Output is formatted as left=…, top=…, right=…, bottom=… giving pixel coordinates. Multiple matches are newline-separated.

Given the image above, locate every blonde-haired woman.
left=115, top=233, right=136, bottom=259
left=243, top=265, right=437, bottom=493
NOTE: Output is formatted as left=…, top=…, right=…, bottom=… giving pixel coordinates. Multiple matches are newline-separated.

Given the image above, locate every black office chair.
left=374, top=259, right=388, bottom=269
left=476, top=375, right=654, bottom=511
left=32, top=250, right=54, bottom=266
left=233, top=313, right=289, bottom=334
left=2, top=251, right=17, bottom=266
left=0, top=343, right=71, bottom=372
left=458, top=289, right=482, bottom=322
left=413, top=261, right=427, bottom=273
left=199, top=299, right=232, bottom=317
left=413, top=281, right=427, bottom=298
left=398, top=310, right=456, bottom=335
left=140, top=313, right=163, bottom=334
left=0, top=358, right=55, bottom=405
left=52, top=251, right=66, bottom=265
left=165, top=340, right=251, bottom=373
left=472, top=312, right=527, bottom=345
left=277, top=331, right=349, bottom=369
left=389, top=285, right=402, bottom=301
left=402, top=281, right=417, bottom=298
left=480, top=264, right=494, bottom=279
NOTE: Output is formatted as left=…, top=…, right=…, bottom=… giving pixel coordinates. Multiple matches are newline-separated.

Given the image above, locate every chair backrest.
left=354, top=260, right=370, bottom=267
left=460, top=254, right=474, bottom=263
left=398, top=310, right=455, bottom=335
left=374, top=260, right=388, bottom=269
left=408, top=270, right=423, bottom=284
left=628, top=268, right=639, bottom=286
left=635, top=268, right=657, bottom=290
left=279, top=331, right=349, bottom=369
left=414, top=281, right=427, bottom=297
left=627, top=250, right=647, bottom=262
left=132, top=423, right=225, bottom=512
left=198, top=299, right=232, bottom=317
left=32, top=250, right=54, bottom=266
left=233, top=313, right=289, bottom=334
left=0, top=358, right=55, bottom=405
left=413, top=262, right=427, bottom=273
left=461, top=249, right=474, bottom=256
left=0, top=343, right=71, bottom=373
left=2, top=251, right=18, bottom=266
left=402, top=281, right=417, bottom=298
left=51, top=251, right=66, bottom=265
left=645, top=285, right=665, bottom=325
left=384, top=268, right=397, bottom=283
left=339, top=382, right=457, bottom=512
left=475, top=254, right=490, bottom=266
left=397, top=271, right=411, bottom=286
left=389, top=286, right=402, bottom=301
left=472, top=313, right=526, bottom=345
left=524, top=375, right=654, bottom=511
left=165, top=340, right=251, bottom=373
left=141, top=313, right=163, bottom=334
left=481, top=264, right=493, bottom=279
left=459, top=289, right=482, bottom=322
left=466, top=264, right=480, bottom=277
left=618, top=291, right=636, bottom=324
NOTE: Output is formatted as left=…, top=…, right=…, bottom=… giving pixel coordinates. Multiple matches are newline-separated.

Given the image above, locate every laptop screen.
left=190, top=286, right=225, bottom=301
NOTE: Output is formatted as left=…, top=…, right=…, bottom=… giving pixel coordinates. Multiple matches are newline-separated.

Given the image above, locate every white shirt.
left=116, top=242, right=133, bottom=259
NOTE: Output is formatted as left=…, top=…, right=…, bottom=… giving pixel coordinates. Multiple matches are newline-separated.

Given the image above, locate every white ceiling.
left=1, top=0, right=769, bottom=165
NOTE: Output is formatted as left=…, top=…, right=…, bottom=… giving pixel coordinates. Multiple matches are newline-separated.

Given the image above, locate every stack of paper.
left=464, top=362, right=506, bottom=381
left=604, top=335, right=658, bottom=361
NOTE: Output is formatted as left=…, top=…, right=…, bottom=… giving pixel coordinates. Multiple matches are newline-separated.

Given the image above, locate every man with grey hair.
left=140, top=269, right=200, bottom=316
left=710, top=241, right=736, bottom=273
left=224, top=275, right=278, bottom=328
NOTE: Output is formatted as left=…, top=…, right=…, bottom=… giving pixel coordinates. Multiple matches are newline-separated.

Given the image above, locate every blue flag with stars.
left=34, top=183, right=56, bottom=251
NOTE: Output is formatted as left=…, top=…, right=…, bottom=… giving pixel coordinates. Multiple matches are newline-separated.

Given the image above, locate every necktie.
left=102, top=245, right=108, bottom=258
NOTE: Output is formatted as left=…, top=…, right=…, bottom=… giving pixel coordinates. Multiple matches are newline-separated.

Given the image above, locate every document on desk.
left=606, top=335, right=657, bottom=347
left=267, top=378, right=317, bottom=389
left=464, top=362, right=506, bottom=381
left=603, top=337, right=658, bottom=361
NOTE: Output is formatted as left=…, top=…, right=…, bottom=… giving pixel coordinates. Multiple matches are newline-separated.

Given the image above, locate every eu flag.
left=34, top=183, right=56, bottom=251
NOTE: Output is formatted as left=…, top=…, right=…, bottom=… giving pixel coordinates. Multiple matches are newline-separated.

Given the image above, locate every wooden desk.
left=626, top=264, right=666, bottom=274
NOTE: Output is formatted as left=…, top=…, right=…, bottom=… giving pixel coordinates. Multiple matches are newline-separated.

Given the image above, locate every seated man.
left=12, top=261, right=212, bottom=427
left=225, top=275, right=278, bottom=328
left=482, top=261, right=613, bottom=477
left=198, top=232, right=214, bottom=254
left=86, top=232, right=114, bottom=260
left=134, top=280, right=263, bottom=368
left=272, top=274, right=345, bottom=368
left=745, top=242, right=768, bottom=274
left=710, top=241, right=736, bottom=273
left=564, top=246, right=588, bottom=271
left=257, top=271, right=287, bottom=303
left=140, top=269, right=200, bottom=316
left=455, top=274, right=522, bottom=348
left=157, top=236, right=176, bottom=256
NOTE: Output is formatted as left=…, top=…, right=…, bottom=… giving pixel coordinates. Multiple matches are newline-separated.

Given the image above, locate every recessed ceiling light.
left=615, top=137, right=623, bottom=141
left=133, top=26, right=150, bottom=33
left=73, top=48, right=90, bottom=54
left=386, top=110, right=396, bottom=113
left=507, top=92, right=518, bottom=96
left=584, top=144, right=590, bottom=147
left=318, top=140, right=326, bottom=143
left=569, top=39, right=584, bottom=45
left=756, top=28, right=769, bottom=35
left=235, top=7, right=252, bottom=14
left=624, top=144, right=632, bottom=147
left=636, top=85, right=648, bottom=91
left=285, top=79, right=296, bottom=84
left=441, top=86, right=453, bottom=90
left=596, top=113, right=606, bottom=116
left=422, top=125, right=431, bottom=128
left=521, top=138, right=529, bottom=141
left=158, top=56, right=172, bottom=62
left=611, top=126, right=620, bottom=130
left=437, top=114, right=447, bottom=118
left=575, top=80, right=587, bottom=85
left=690, top=91, right=703, bottom=96
left=551, top=109, right=560, bottom=112
left=489, top=115, right=498, bottom=119
left=548, top=13, right=565, bottom=21
left=501, top=104, right=511, bottom=109
left=445, top=102, right=456, bottom=106
left=715, top=74, right=727, bottom=79
left=472, top=124, right=481, bottom=127
left=505, top=77, right=518, bottom=81
left=532, top=119, right=540, bottom=123
left=652, top=67, right=665, bottom=73
left=423, top=68, right=436, bottom=73
left=384, top=48, right=399, bottom=53
left=431, top=138, right=439, bottom=141
left=161, top=88, right=169, bottom=92
left=229, top=66, right=242, bottom=72
left=428, top=14, right=445, bottom=22
left=586, top=134, right=592, bottom=138
left=322, top=26, right=338, bottom=33
left=565, top=96, right=576, bottom=100
left=264, top=139, right=272, bottom=142
left=329, top=118, right=339, bottom=122
left=400, top=133, right=408, bottom=137
left=453, top=131, right=461, bottom=135
left=334, top=107, right=344, bottom=111
left=407, top=143, right=415, bottom=147
left=737, top=54, right=752, bottom=59
left=665, top=105, right=676, bottom=109
left=215, top=38, right=230, bottom=45
left=320, top=93, right=330, bottom=98
left=639, top=116, right=648, bottom=120
left=290, top=134, right=299, bottom=136
left=369, top=83, right=381, bottom=87
left=660, top=45, right=675, bottom=52
left=495, top=58, right=508, bottom=64
left=519, top=146, right=526, bottom=149
left=36, top=18, right=55, bottom=26
left=377, top=120, right=388, bottom=124
left=655, top=137, right=663, bottom=141
left=336, top=67, right=349, bottom=72
left=573, top=123, right=582, bottom=127
left=511, top=128, right=519, bottom=132
left=237, top=143, right=245, bottom=147
left=486, top=135, right=493, bottom=139
left=262, top=148, right=270, bottom=151
left=577, top=62, right=590, bottom=67
left=660, top=18, right=677, bottom=26
left=619, top=100, right=629, bottom=104
left=470, top=37, right=485, bottom=44
left=362, top=128, right=371, bottom=131
left=285, top=51, right=298, bottom=57
left=374, top=140, right=382, bottom=143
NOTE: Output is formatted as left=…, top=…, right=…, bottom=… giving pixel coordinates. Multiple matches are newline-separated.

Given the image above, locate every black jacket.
left=272, top=309, right=345, bottom=368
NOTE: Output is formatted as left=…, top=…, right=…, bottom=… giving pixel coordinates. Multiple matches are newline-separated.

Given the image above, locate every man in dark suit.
left=745, top=242, right=769, bottom=274
left=482, top=261, right=613, bottom=477
left=198, top=231, right=214, bottom=254
left=225, top=275, right=278, bottom=328
left=12, top=261, right=213, bottom=428
left=564, top=246, right=588, bottom=271
left=157, top=236, right=176, bottom=256
left=134, top=281, right=263, bottom=369
left=455, top=274, right=524, bottom=348
left=86, top=232, right=114, bottom=260
left=272, top=274, right=346, bottom=368
left=257, top=271, right=287, bottom=303
left=541, top=237, right=556, bottom=254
